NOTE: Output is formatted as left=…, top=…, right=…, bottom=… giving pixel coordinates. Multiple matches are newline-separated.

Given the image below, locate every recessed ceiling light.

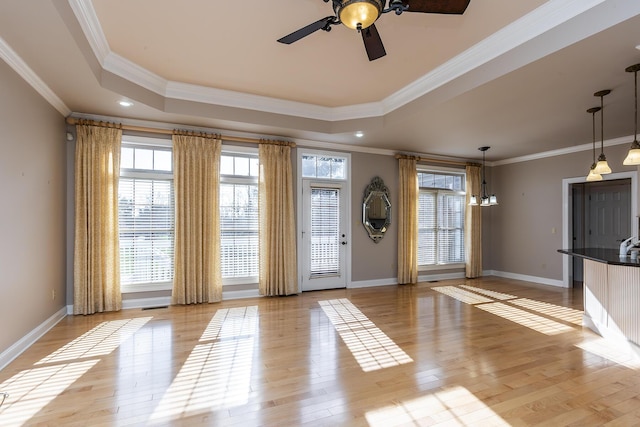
left=119, top=100, right=133, bottom=107
left=355, top=131, right=364, bottom=138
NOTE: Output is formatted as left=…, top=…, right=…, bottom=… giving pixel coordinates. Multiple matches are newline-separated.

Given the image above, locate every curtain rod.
left=395, top=153, right=478, bottom=167
left=65, top=117, right=296, bottom=147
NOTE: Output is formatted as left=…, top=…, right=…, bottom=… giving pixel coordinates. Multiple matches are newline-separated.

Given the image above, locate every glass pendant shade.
left=624, top=64, right=640, bottom=165
left=338, top=0, right=382, bottom=30
left=586, top=166, right=603, bottom=182
left=586, top=106, right=602, bottom=181
left=468, top=195, right=478, bottom=206
left=623, top=141, right=640, bottom=165
left=489, top=194, right=498, bottom=205
left=593, top=156, right=612, bottom=174
left=594, top=89, right=612, bottom=175
left=480, top=196, right=490, bottom=207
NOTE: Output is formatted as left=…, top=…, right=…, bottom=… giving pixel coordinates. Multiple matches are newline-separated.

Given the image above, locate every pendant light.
left=592, top=89, right=612, bottom=174
left=469, top=146, right=497, bottom=207
left=586, top=106, right=603, bottom=182
left=624, top=63, right=640, bottom=165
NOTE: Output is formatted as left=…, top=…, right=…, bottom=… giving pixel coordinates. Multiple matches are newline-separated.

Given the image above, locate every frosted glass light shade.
left=623, top=140, right=640, bottom=165
left=593, top=158, right=612, bottom=174
left=468, top=195, right=478, bottom=206
left=339, top=0, right=382, bottom=30
left=586, top=168, right=603, bottom=181
left=489, top=194, right=498, bottom=205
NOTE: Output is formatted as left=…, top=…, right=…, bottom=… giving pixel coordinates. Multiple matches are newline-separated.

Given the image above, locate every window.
left=301, top=154, right=346, bottom=179
left=417, top=170, right=465, bottom=267
left=220, top=150, right=259, bottom=283
left=119, top=141, right=174, bottom=289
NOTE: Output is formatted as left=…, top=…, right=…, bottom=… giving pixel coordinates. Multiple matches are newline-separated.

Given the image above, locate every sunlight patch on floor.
left=576, top=335, right=640, bottom=369
left=365, top=386, right=509, bottom=426
left=0, top=360, right=99, bottom=427
left=510, top=298, right=583, bottom=326
left=477, top=302, right=574, bottom=335
left=36, top=317, right=152, bottom=364
left=319, top=299, right=412, bottom=372
left=148, top=306, right=258, bottom=424
left=0, top=317, right=152, bottom=426
left=432, top=286, right=494, bottom=305
left=459, top=285, right=517, bottom=300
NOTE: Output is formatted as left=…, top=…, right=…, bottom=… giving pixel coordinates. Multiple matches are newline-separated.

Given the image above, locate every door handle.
left=341, top=241, right=347, bottom=245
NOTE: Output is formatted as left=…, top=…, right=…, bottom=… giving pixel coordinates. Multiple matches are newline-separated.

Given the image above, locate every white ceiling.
left=2, top=0, right=640, bottom=162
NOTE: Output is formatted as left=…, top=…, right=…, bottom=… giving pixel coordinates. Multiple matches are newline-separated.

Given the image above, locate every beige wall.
left=0, top=60, right=66, bottom=355
left=350, top=152, right=398, bottom=282
left=488, top=143, right=637, bottom=281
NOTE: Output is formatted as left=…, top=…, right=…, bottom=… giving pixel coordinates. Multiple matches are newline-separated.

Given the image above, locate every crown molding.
left=69, top=0, right=110, bottom=64
left=103, top=52, right=167, bottom=94
left=382, top=0, right=607, bottom=113
left=70, top=0, right=612, bottom=123
left=0, top=36, right=70, bottom=116
left=494, top=134, right=634, bottom=166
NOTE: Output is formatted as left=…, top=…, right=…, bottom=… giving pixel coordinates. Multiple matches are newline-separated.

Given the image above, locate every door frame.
left=562, top=171, right=637, bottom=287
left=296, top=148, right=352, bottom=293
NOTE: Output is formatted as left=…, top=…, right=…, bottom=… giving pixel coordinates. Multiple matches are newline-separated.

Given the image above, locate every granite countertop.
left=558, top=247, right=640, bottom=267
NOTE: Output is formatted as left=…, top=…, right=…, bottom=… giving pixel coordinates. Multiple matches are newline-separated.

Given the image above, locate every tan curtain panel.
left=465, top=165, right=482, bottom=278
left=172, top=133, right=223, bottom=304
left=258, top=142, right=298, bottom=296
left=397, top=157, right=418, bottom=284
left=73, top=122, right=122, bottom=315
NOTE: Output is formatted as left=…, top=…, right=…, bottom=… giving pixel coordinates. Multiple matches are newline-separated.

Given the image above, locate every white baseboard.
left=222, top=289, right=261, bottom=300
left=418, top=272, right=466, bottom=282
left=118, top=290, right=262, bottom=311
left=349, top=278, right=397, bottom=289
left=486, top=270, right=566, bottom=288
left=0, top=306, right=67, bottom=371
left=122, top=296, right=172, bottom=310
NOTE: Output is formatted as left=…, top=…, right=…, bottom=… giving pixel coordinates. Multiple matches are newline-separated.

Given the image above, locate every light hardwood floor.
left=1, top=277, right=640, bottom=426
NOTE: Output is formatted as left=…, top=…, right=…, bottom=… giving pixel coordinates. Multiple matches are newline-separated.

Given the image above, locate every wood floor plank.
left=1, top=277, right=639, bottom=426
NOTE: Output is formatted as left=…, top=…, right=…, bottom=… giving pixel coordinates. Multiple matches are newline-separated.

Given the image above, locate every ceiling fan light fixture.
left=338, top=0, right=383, bottom=30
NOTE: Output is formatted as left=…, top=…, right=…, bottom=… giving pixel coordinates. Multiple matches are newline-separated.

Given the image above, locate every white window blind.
left=417, top=170, right=465, bottom=266
left=220, top=182, right=259, bottom=279
left=118, top=178, right=174, bottom=285
left=310, top=187, right=340, bottom=276
left=220, top=151, right=259, bottom=282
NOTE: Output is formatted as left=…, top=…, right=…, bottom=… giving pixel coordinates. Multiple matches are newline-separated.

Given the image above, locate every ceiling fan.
left=277, top=0, right=471, bottom=61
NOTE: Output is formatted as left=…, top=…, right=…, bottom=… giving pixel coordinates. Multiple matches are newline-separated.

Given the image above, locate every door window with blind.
left=119, top=140, right=174, bottom=291
left=310, top=187, right=340, bottom=276
left=417, top=170, right=466, bottom=267
left=220, top=150, right=259, bottom=284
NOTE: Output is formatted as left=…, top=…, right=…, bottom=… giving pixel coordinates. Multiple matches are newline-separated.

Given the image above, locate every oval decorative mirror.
left=363, top=176, right=391, bottom=243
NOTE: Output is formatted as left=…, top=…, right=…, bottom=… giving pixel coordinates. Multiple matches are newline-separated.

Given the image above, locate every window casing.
left=417, top=170, right=466, bottom=267
left=119, top=140, right=174, bottom=291
left=220, top=149, right=259, bottom=284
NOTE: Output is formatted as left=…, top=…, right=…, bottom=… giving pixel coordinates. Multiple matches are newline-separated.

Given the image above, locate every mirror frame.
left=362, top=176, right=391, bottom=243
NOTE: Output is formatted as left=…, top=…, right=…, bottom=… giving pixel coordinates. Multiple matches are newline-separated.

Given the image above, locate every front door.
left=301, top=181, right=348, bottom=291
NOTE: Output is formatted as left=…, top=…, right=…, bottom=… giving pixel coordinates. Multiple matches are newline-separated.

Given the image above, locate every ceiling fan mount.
left=278, top=0, right=470, bottom=61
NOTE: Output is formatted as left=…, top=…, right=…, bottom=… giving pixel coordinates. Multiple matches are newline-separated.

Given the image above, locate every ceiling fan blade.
left=361, top=24, right=386, bottom=61
left=277, top=16, right=334, bottom=44
left=403, top=0, right=470, bottom=14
